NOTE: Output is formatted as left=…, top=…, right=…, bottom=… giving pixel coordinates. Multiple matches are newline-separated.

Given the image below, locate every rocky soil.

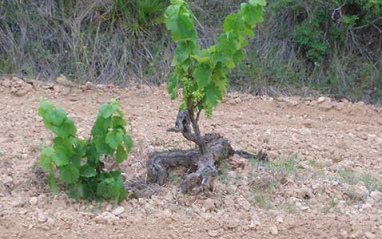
left=1, top=76, right=382, bottom=239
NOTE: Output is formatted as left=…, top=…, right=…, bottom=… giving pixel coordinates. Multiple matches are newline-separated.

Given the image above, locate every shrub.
left=38, top=99, right=132, bottom=203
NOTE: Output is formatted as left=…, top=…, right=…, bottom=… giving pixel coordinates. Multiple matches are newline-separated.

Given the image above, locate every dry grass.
left=0, top=0, right=381, bottom=103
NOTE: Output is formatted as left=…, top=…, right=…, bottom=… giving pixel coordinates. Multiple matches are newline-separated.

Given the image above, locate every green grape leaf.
left=241, top=25, right=255, bottom=38
left=233, top=50, right=244, bottom=64
left=240, top=3, right=263, bottom=28
left=45, top=108, right=66, bottom=126
left=86, top=141, right=101, bottom=167
left=52, top=145, right=70, bottom=166
left=223, top=14, right=243, bottom=33
left=96, top=178, right=116, bottom=200
left=80, top=165, right=97, bottom=178
left=250, top=0, right=267, bottom=7
left=94, top=137, right=113, bottom=155
left=48, top=171, right=59, bottom=194
left=99, top=103, right=115, bottom=119
left=124, top=135, right=133, bottom=154
left=112, top=116, right=127, bottom=129
left=116, top=108, right=124, bottom=117
left=205, top=83, right=223, bottom=107
left=105, top=130, right=124, bottom=149
left=193, top=63, right=212, bottom=88
left=110, top=99, right=120, bottom=110
left=39, top=147, right=55, bottom=171
left=226, top=59, right=236, bottom=69
left=91, top=119, right=106, bottom=137
left=52, top=118, right=77, bottom=138
left=191, top=55, right=210, bottom=64
left=116, top=189, right=128, bottom=205
left=59, top=163, right=80, bottom=184
left=173, top=42, right=193, bottom=65
left=248, top=5, right=264, bottom=23
left=116, top=145, right=127, bottom=163
left=38, top=100, right=52, bottom=118
left=167, top=69, right=181, bottom=99
left=53, top=137, right=75, bottom=154
left=165, top=5, right=197, bottom=42
left=68, top=183, right=84, bottom=200
left=213, top=75, right=229, bottom=94
left=101, top=117, right=112, bottom=130
left=217, top=33, right=238, bottom=57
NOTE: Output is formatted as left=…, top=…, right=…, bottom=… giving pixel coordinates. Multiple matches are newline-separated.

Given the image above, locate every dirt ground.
left=1, top=77, right=382, bottom=239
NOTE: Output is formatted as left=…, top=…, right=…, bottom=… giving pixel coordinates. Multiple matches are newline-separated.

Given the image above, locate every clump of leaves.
left=164, top=0, right=266, bottom=153
left=165, top=0, right=266, bottom=115
left=38, top=99, right=132, bottom=204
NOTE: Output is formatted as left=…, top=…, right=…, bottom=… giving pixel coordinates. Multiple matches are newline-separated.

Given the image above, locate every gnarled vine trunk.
left=146, top=111, right=235, bottom=194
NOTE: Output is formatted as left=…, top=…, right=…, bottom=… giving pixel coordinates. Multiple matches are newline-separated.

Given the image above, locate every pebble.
left=12, top=84, right=33, bottom=97
left=299, top=128, right=312, bottom=135
left=0, top=79, right=11, bottom=87
left=37, top=194, right=48, bottom=207
left=317, top=97, right=327, bottom=103
left=353, top=185, right=369, bottom=199
left=340, top=229, right=348, bottom=239
left=95, top=212, right=118, bottom=224
left=370, top=191, right=382, bottom=202
left=29, top=197, right=38, bottom=206
left=276, top=216, right=284, bottom=224
left=208, top=230, right=220, bottom=237
left=318, top=102, right=333, bottom=112
left=249, top=220, right=261, bottom=230
left=4, top=176, right=13, bottom=184
left=85, top=81, right=98, bottom=90
left=223, top=197, right=235, bottom=211
left=365, top=231, right=376, bottom=239
left=362, top=203, right=372, bottom=211
left=236, top=212, right=251, bottom=221
left=37, top=213, right=48, bottom=223
left=202, top=198, right=215, bottom=212
left=236, top=197, right=251, bottom=211
left=106, top=204, right=113, bottom=211
left=226, top=219, right=239, bottom=229
left=269, top=225, right=278, bottom=235
left=112, top=206, right=125, bottom=216
left=11, top=199, right=25, bottom=207
left=234, top=98, right=242, bottom=104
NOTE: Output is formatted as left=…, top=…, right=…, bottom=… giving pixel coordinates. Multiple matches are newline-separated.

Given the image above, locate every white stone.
left=37, top=213, right=48, bottom=223
left=249, top=220, right=261, bottom=230
left=317, top=97, right=326, bottom=103
left=208, top=230, right=220, bottom=237
left=269, top=225, right=278, bottom=235
left=362, top=203, right=372, bottom=211
left=95, top=212, right=118, bottom=224
left=236, top=197, right=251, bottom=211
left=276, top=216, right=284, bottom=224
left=370, top=191, right=382, bottom=202
left=365, top=232, right=375, bottom=239
left=29, top=197, right=38, bottom=206
left=112, top=206, right=125, bottom=216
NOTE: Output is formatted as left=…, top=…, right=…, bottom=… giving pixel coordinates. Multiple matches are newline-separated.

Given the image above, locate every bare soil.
left=1, top=77, right=382, bottom=239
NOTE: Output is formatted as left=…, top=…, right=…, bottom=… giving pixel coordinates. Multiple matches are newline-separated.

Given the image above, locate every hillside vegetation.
left=0, top=0, right=381, bottom=103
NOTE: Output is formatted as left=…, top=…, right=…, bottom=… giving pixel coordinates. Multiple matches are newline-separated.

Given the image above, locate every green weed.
left=360, top=174, right=380, bottom=191
left=338, top=169, right=358, bottom=185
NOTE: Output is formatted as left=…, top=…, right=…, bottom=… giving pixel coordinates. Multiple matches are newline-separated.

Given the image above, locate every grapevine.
left=163, top=0, right=266, bottom=154
left=38, top=99, right=132, bottom=204
left=144, top=0, right=266, bottom=193
left=165, top=0, right=266, bottom=116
